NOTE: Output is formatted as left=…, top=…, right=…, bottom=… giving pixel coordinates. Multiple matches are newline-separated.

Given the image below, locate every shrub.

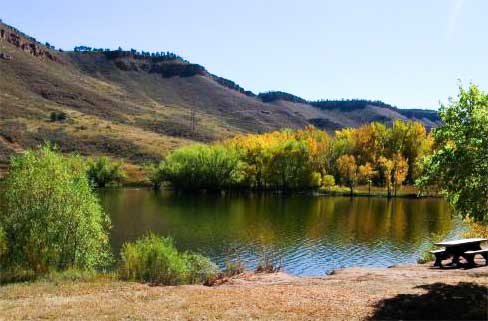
left=309, top=172, right=322, bottom=188
left=256, top=254, right=282, bottom=273
left=0, top=145, right=112, bottom=274
left=144, top=162, right=166, bottom=190
left=87, top=156, right=126, bottom=187
left=183, top=253, right=219, bottom=285
left=50, top=111, right=67, bottom=122
left=119, top=234, right=218, bottom=285
left=462, top=219, right=488, bottom=239
left=224, top=260, right=245, bottom=277
left=322, top=175, right=335, bottom=192
left=0, top=225, right=7, bottom=259
left=417, top=232, right=445, bottom=264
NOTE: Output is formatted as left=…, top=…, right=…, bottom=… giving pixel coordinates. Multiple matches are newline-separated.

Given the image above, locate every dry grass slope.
left=0, top=21, right=440, bottom=167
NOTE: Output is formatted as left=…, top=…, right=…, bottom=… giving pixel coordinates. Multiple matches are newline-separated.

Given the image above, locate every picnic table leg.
left=462, top=244, right=482, bottom=266
left=465, top=254, right=476, bottom=266
left=452, top=254, right=460, bottom=265
left=482, top=252, right=488, bottom=265
left=433, top=255, right=443, bottom=267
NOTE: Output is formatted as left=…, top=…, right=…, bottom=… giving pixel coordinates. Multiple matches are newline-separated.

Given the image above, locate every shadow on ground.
left=368, top=282, right=488, bottom=320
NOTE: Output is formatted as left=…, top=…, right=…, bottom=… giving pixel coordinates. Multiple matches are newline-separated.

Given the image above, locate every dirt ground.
left=1, top=260, right=487, bottom=321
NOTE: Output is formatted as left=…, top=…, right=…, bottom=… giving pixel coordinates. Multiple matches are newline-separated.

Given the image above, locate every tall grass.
left=119, top=234, right=218, bottom=285
left=417, top=232, right=446, bottom=264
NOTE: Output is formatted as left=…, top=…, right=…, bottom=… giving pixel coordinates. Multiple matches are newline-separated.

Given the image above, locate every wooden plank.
left=464, top=249, right=488, bottom=254
left=435, top=238, right=488, bottom=247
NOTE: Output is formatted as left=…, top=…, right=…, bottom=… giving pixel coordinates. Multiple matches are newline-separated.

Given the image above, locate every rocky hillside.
left=0, top=21, right=440, bottom=164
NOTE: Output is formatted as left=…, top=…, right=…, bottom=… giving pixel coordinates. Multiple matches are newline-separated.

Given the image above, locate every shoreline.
left=1, top=261, right=487, bottom=320
left=99, top=184, right=441, bottom=199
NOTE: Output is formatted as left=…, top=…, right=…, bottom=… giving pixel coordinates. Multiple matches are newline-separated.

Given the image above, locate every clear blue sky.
left=2, top=0, right=487, bottom=109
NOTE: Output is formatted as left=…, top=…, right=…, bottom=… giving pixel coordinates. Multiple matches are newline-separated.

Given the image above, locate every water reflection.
left=99, top=188, right=463, bottom=276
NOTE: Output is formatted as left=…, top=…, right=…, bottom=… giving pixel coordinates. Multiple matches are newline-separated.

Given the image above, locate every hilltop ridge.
left=0, top=20, right=440, bottom=164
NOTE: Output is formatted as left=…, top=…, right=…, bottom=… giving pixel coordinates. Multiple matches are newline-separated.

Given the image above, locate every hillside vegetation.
left=0, top=21, right=440, bottom=167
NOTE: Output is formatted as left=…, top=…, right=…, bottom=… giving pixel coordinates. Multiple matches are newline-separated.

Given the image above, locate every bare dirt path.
left=1, top=261, right=487, bottom=321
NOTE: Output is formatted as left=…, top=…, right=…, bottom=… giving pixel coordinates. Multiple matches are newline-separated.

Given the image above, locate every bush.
left=50, top=111, right=67, bottom=122
left=183, top=253, right=219, bottom=285
left=256, top=250, right=282, bottom=273
left=87, top=156, right=126, bottom=187
left=417, top=232, right=445, bottom=264
left=462, top=219, right=488, bottom=239
left=322, top=175, right=335, bottom=192
left=0, top=225, right=7, bottom=259
left=119, top=234, right=218, bottom=285
left=0, top=145, right=112, bottom=274
left=224, top=260, right=245, bottom=277
left=144, top=162, right=166, bottom=190
left=309, top=172, right=322, bottom=188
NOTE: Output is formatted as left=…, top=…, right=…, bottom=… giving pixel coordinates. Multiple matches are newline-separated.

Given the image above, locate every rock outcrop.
left=0, top=23, right=59, bottom=62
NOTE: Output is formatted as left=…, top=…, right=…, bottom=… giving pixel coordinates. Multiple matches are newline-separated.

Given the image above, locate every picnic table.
left=431, top=238, right=488, bottom=267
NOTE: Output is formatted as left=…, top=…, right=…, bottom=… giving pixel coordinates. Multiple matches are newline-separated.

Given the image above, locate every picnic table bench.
left=430, top=238, right=488, bottom=267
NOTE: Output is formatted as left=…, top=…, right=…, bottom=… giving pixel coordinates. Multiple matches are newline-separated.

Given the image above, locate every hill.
left=0, top=21, right=440, bottom=165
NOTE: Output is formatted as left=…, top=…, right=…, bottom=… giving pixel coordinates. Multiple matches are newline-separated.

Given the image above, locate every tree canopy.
left=419, top=84, right=488, bottom=222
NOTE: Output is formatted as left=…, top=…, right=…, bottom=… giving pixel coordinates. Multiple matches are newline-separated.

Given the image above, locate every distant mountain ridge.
left=0, top=20, right=440, bottom=164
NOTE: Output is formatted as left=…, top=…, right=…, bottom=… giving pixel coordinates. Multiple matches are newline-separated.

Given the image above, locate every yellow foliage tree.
left=378, top=156, right=394, bottom=197
left=358, top=162, right=376, bottom=195
left=336, top=154, right=358, bottom=195
left=392, top=153, right=409, bottom=196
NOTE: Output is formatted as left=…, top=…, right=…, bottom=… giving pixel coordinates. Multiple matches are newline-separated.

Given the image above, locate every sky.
left=2, top=0, right=487, bottom=109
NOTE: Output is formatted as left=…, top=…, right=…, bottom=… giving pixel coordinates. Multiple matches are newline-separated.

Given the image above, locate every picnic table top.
left=435, top=238, right=488, bottom=247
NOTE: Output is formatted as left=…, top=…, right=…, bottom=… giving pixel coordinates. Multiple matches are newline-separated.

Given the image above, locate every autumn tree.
left=336, top=154, right=358, bottom=195
left=358, top=162, right=376, bottom=195
left=378, top=156, right=394, bottom=197
left=392, top=153, right=409, bottom=196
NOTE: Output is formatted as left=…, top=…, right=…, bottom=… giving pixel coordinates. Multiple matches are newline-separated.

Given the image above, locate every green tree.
left=87, top=156, right=126, bottom=188
left=419, top=84, right=488, bottom=222
left=0, top=146, right=112, bottom=273
left=265, top=140, right=315, bottom=190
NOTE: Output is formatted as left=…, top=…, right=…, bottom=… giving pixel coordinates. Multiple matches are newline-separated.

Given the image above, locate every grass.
left=0, top=267, right=116, bottom=285
left=317, top=184, right=426, bottom=197
left=1, top=263, right=487, bottom=321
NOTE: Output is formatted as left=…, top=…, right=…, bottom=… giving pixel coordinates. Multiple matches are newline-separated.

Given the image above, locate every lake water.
left=99, top=188, right=465, bottom=276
